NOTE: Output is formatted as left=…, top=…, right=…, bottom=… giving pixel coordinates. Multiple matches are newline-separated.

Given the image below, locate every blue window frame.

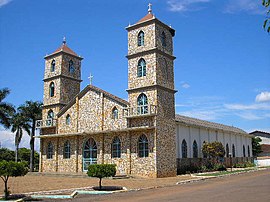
left=182, top=139, right=187, bottom=158
left=137, top=58, right=146, bottom=77
left=112, top=137, right=121, bottom=158
left=138, top=31, right=144, bottom=46
left=51, top=59, right=55, bottom=72
left=47, top=142, right=53, bottom=159
left=66, top=114, right=71, bottom=125
left=112, top=107, right=118, bottom=120
left=69, top=60, right=74, bottom=73
left=138, top=135, right=149, bottom=157
left=46, top=110, right=54, bottom=126
left=49, top=82, right=55, bottom=97
left=83, top=138, right=97, bottom=171
left=137, top=93, right=148, bottom=114
left=63, top=141, right=71, bottom=159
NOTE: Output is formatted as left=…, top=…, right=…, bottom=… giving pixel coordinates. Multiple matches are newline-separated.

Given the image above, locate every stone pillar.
left=39, top=138, right=43, bottom=172
left=55, top=138, right=59, bottom=172
left=75, top=136, right=79, bottom=172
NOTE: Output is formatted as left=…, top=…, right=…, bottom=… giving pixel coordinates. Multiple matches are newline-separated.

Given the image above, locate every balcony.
left=123, top=105, right=157, bottom=118
left=36, top=119, right=57, bottom=128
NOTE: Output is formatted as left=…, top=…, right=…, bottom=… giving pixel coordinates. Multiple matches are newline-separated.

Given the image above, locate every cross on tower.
left=148, top=3, right=152, bottom=13
left=88, top=73, right=93, bottom=85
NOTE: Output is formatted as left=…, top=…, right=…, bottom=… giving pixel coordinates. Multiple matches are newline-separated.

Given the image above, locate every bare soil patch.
left=0, top=173, right=193, bottom=195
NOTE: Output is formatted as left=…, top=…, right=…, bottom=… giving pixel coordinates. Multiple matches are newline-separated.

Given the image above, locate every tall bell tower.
left=126, top=4, right=177, bottom=177
left=42, top=38, right=83, bottom=132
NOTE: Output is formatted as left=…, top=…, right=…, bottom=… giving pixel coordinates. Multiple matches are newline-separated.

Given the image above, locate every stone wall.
left=128, top=53, right=157, bottom=90
left=40, top=131, right=156, bottom=177
left=155, top=89, right=176, bottom=177
left=128, top=23, right=155, bottom=56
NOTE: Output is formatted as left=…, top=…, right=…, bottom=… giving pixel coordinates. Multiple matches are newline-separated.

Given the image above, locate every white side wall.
left=175, top=123, right=252, bottom=158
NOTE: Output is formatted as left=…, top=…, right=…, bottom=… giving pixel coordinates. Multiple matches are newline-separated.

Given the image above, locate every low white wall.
left=255, top=159, right=270, bottom=167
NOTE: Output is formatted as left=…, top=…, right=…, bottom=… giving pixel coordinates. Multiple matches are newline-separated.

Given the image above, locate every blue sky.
left=0, top=0, right=269, bottom=150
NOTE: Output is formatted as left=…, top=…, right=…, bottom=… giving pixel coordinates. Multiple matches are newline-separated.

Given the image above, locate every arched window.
left=182, top=139, right=187, bottom=158
left=248, top=145, right=250, bottom=157
left=243, top=145, right=246, bottom=157
left=47, top=142, right=53, bottom=159
left=66, top=114, right=71, bottom=125
left=63, top=141, right=71, bottom=159
left=112, top=107, right=118, bottom=120
left=83, top=138, right=97, bottom=171
left=137, top=58, right=146, bottom=77
left=161, top=31, right=166, bottom=47
left=138, top=31, right=144, bottom=46
left=47, top=110, right=54, bottom=126
left=226, top=144, right=229, bottom=157
left=138, top=134, right=149, bottom=157
left=47, top=110, right=54, bottom=119
left=49, top=82, right=55, bottom=97
left=51, top=60, right=55, bottom=72
left=137, top=93, right=148, bottom=114
left=202, top=141, right=207, bottom=158
left=232, top=144, right=236, bottom=157
left=193, top=140, right=198, bottom=158
left=69, top=60, right=74, bottom=73
left=112, top=136, right=121, bottom=158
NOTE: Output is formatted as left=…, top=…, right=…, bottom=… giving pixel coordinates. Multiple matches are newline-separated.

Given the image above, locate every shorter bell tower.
left=41, top=38, right=83, bottom=133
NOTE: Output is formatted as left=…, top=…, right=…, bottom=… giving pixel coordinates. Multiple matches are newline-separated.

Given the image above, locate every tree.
left=18, top=148, right=39, bottom=170
left=87, top=164, right=116, bottom=190
left=0, top=88, right=15, bottom=129
left=0, top=161, right=28, bottom=200
left=18, top=101, right=42, bottom=171
left=202, top=141, right=225, bottom=159
left=252, top=137, right=262, bottom=157
left=263, top=0, right=270, bottom=33
left=0, top=148, right=15, bottom=162
left=10, top=113, right=30, bottom=162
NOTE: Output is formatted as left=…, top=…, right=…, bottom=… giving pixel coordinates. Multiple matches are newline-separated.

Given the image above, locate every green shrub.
left=87, top=164, right=116, bottom=190
left=213, top=163, right=227, bottom=171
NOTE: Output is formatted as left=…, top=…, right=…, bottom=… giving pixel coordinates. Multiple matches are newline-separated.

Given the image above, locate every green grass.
left=197, top=169, right=254, bottom=177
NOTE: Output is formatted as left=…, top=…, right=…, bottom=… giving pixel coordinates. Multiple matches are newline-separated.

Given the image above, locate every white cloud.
left=0, top=0, right=12, bottom=8
left=167, top=0, right=211, bottom=12
left=224, top=0, right=265, bottom=15
left=256, top=91, right=270, bottom=102
left=0, top=130, right=40, bottom=151
left=224, top=103, right=270, bottom=110
left=235, top=112, right=263, bottom=120
left=181, top=82, right=190, bottom=89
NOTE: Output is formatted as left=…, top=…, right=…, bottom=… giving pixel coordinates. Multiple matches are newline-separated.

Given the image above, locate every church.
left=37, top=5, right=253, bottom=178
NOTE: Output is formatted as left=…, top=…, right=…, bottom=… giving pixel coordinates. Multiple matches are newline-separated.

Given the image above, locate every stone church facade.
left=37, top=6, right=252, bottom=178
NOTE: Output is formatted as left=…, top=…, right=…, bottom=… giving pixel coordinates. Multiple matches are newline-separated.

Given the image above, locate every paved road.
left=51, top=168, right=270, bottom=202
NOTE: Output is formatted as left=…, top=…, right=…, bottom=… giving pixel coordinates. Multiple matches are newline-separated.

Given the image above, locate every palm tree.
left=10, top=113, right=30, bottom=162
left=0, top=88, right=15, bottom=129
left=18, top=101, right=42, bottom=171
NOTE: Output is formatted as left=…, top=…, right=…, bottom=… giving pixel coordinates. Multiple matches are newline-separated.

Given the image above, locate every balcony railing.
left=123, top=105, right=157, bottom=118
left=36, top=119, right=57, bottom=128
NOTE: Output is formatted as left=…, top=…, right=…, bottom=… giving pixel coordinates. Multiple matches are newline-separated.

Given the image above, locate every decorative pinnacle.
left=63, top=36, right=66, bottom=45
left=148, top=3, right=152, bottom=14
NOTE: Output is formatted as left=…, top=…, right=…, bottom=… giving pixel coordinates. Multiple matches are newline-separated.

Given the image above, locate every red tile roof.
left=137, top=13, right=154, bottom=24
left=53, top=43, right=78, bottom=57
